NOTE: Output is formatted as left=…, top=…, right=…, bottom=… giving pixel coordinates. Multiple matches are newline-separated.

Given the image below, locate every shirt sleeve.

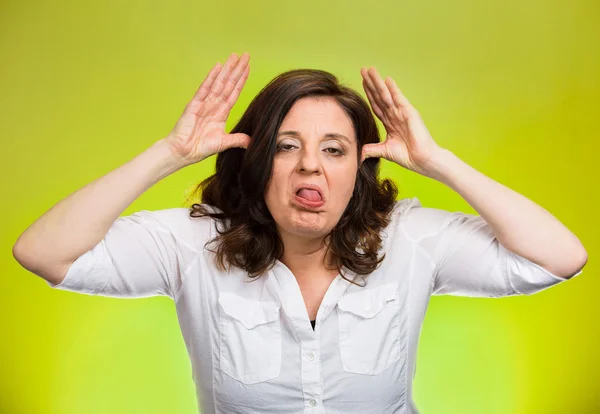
left=401, top=202, right=584, bottom=297
left=46, top=208, right=201, bottom=300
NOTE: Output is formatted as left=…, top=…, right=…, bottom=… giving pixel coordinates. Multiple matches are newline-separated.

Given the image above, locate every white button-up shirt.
left=47, top=197, right=583, bottom=413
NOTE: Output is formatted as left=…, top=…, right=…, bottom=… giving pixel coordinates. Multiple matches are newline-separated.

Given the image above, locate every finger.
left=367, top=67, right=395, bottom=108
left=221, top=52, right=250, bottom=101
left=385, top=77, right=412, bottom=108
left=361, top=143, right=388, bottom=163
left=224, top=62, right=250, bottom=112
left=208, top=53, right=240, bottom=98
left=223, top=133, right=252, bottom=150
left=362, top=77, right=384, bottom=119
left=361, top=68, right=385, bottom=114
left=191, top=62, right=222, bottom=102
left=361, top=68, right=384, bottom=116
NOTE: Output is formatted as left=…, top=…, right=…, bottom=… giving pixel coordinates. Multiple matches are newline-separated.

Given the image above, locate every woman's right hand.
left=165, top=52, right=252, bottom=166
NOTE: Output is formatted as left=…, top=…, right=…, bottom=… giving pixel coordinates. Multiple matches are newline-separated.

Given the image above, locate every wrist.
left=150, top=138, right=190, bottom=177
left=420, top=148, right=460, bottom=183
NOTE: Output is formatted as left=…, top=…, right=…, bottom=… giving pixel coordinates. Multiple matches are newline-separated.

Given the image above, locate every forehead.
left=279, top=97, right=355, bottom=138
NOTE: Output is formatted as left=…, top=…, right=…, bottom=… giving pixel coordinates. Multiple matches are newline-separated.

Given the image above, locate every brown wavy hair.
left=187, top=68, right=399, bottom=285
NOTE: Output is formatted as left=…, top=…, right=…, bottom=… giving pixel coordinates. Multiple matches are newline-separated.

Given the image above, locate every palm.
left=170, top=110, right=229, bottom=158
left=360, top=67, right=442, bottom=175
left=166, top=52, right=252, bottom=165
left=380, top=107, right=435, bottom=170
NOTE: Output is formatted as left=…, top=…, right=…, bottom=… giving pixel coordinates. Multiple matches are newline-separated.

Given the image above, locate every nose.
left=296, top=147, right=322, bottom=174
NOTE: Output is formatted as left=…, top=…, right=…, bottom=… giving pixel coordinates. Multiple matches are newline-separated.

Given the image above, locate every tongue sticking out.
left=297, top=188, right=322, bottom=202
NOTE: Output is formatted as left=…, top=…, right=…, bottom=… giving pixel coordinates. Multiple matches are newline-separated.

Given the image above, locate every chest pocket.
left=337, top=281, right=402, bottom=375
left=218, top=291, right=282, bottom=384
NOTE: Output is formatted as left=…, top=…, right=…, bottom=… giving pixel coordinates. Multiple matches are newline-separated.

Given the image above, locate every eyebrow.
left=277, top=130, right=351, bottom=144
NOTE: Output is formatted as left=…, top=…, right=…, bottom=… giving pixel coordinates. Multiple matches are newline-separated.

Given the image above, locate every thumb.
left=223, top=133, right=252, bottom=150
left=361, top=143, right=387, bottom=164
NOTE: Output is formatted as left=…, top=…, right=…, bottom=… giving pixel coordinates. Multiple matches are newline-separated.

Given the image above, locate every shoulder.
left=126, top=204, right=223, bottom=252
left=390, top=197, right=463, bottom=243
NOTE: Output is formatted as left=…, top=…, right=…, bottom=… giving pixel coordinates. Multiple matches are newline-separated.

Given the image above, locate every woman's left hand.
left=360, top=67, right=445, bottom=177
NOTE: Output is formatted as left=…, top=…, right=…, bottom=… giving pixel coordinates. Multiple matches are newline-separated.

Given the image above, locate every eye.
left=325, top=147, right=344, bottom=155
left=277, top=144, right=296, bottom=152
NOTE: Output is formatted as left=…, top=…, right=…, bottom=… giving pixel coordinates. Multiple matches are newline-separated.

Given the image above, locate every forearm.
left=424, top=149, right=587, bottom=278
left=13, top=138, right=186, bottom=273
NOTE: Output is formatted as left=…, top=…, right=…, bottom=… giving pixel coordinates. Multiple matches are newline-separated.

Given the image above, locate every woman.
left=13, top=52, right=587, bottom=413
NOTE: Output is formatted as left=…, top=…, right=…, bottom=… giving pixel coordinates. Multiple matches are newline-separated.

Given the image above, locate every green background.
left=1, top=0, right=598, bottom=412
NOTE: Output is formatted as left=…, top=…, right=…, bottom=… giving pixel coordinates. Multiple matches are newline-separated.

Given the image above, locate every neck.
left=278, top=230, right=336, bottom=279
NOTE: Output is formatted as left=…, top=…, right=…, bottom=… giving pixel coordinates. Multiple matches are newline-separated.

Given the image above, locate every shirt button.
left=308, top=352, right=315, bottom=361
left=309, top=399, right=317, bottom=407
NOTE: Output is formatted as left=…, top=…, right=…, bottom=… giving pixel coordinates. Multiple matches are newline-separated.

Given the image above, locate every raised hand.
left=360, top=66, right=444, bottom=176
left=165, top=52, right=252, bottom=166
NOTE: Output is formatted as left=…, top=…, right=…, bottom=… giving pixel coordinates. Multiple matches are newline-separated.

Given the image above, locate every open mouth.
left=293, top=186, right=325, bottom=209
left=296, top=188, right=323, bottom=202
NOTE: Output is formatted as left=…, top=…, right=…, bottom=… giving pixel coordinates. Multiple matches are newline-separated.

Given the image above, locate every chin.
left=287, top=210, right=330, bottom=236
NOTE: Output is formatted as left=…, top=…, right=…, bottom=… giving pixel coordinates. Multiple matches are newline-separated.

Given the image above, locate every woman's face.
left=264, top=96, right=359, bottom=240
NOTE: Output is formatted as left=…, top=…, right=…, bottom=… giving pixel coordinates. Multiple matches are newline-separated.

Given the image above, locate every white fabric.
left=47, top=197, right=583, bottom=413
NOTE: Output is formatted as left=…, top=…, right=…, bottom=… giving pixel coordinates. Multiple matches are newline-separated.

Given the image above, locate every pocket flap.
left=337, top=281, right=399, bottom=318
left=218, top=292, right=281, bottom=329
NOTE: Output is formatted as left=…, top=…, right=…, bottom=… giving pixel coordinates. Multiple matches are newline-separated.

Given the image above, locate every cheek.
left=265, top=163, right=289, bottom=202
left=338, top=177, right=356, bottom=200
left=328, top=164, right=357, bottom=197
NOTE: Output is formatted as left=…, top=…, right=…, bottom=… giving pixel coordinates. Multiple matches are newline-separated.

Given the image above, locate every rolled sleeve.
left=502, top=242, right=584, bottom=295
left=46, top=208, right=200, bottom=300
left=406, top=208, right=583, bottom=298
left=46, top=239, right=112, bottom=295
